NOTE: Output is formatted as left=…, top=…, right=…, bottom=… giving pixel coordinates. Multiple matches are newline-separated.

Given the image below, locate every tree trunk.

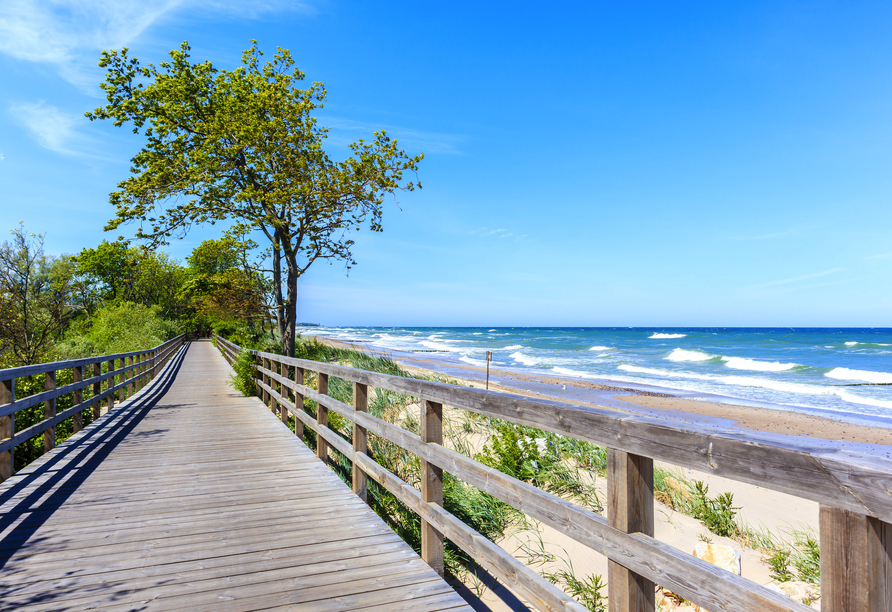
left=272, top=231, right=286, bottom=346
left=282, top=251, right=299, bottom=358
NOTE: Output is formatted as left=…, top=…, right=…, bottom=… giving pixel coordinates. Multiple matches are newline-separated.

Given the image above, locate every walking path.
left=0, top=341, right=472, bottom=612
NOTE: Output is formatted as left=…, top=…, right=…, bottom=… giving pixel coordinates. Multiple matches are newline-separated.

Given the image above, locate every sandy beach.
left=313, top=334, right=892, bottom=611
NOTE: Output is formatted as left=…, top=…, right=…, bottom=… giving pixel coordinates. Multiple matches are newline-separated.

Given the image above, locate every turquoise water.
left=298, top=326, right=892, bottom=419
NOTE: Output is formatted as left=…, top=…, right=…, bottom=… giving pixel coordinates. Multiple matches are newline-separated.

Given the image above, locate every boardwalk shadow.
left=0, top=344, right=190, bottom=572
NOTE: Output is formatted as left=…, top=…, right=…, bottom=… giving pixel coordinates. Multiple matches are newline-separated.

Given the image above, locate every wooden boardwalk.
left=0, top=341, right=473, bottom=612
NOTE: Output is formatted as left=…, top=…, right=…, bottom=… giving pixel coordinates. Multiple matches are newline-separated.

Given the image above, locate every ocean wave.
left=666, top=348, right=714, bottom=362
left=589, top=345, right=612, bottom=351
left=421, top=340, right=457, bottom=351
left=460, top=356, right=487, bottom=366
left=472, top=332, right=482, bottom=335
left=488, top=329, right=497, bottom=332
left=650, top=333, right=687, bottom=339
left=503, top=345, right=524, bottom=351
left=618, top=364, right=831, bottom=395
left=845, top=341, right=859, bottom=346
left=722, top=356, right=797, bottom=372
left=552, top=366, right=596, bottom=378
left=825, top=367, right=892, bottom=384
left=510, top=351, right=538, bottom=366
left=837, top=390, right=892, bottom=410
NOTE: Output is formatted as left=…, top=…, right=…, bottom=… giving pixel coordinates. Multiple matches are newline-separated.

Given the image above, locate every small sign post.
left=485, top=351, right=492, bottom=390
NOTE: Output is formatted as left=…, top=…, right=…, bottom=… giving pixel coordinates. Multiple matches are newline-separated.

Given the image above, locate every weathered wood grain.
left=607, top=450, right=655, bottom=612
left=252, top=348, right=892, bottom=523
left=354, top=381, right=368, bottom=502
left=0, top=341, right=471, bottom=612
left=421, top=398, right=445, bottom=577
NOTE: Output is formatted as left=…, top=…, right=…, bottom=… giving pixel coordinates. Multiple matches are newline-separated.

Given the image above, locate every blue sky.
left=1, top=1, right=890, bottom=326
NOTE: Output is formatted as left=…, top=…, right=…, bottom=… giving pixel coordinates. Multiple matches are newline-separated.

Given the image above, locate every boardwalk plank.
left=0, top=341, right=472, bottom=611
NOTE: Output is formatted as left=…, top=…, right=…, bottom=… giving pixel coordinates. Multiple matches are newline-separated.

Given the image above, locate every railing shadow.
left=0, top=343, right=190, bottom=568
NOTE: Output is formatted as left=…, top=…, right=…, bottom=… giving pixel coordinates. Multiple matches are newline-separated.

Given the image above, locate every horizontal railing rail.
left=217, top=335, right=892, bottom=612
left=0, top=334, right=187, bottom=482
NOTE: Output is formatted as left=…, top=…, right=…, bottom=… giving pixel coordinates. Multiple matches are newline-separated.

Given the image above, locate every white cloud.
left=0, top=0, right=313, bottom=91
left=321, top=117, right=465, bottom=155
left=10, top=101, right=81, bottom=153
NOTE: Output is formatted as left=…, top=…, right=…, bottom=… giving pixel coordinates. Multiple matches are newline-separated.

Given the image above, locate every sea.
left=297, top=326, right=892, bottom=423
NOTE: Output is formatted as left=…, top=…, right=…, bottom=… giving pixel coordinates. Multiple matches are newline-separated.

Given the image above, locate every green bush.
left=689, top=481, right=740, bottom=538
left=58, top=301, right=179, bottom=358
left=229, top=348, right=257, bottom=397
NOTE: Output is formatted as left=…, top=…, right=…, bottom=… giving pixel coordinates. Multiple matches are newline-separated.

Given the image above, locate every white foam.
left=552, top=366, right=596, bottom=378
left=488, top=329, right=497, bottom=332
left=650, top=333, right=687, bottom=339
left=510, top=351, right=538, bottom=366
left=825, top=367, right=892, bottom=385
left=460, top=356, right=486, bottom=366
left=618, top=365, right=832, bottom=396
left=837, top=390, right=892, bottom=410
left=472, top=332, right=482, bottom=335
left=503, top=345, right=524, bottom=351
left=722, top=356, right=797, bottom=372
left=589, top=346, right=612, bottom=351
left=845, top=341, right=859, bottom=346
left=666, top=348, right=713, bottom=362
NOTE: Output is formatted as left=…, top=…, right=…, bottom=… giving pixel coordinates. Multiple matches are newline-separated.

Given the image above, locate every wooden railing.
left=216, top=335, right=892, bottom=612
left=0, top=334, right=186, bottom=482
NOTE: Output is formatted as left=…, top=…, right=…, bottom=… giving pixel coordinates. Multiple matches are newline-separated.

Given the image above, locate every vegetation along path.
left=0, top=340, right=472, bottom=611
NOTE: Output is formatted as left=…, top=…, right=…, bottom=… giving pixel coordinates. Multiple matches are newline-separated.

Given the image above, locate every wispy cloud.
left=10, top=101, right=81, bottom=153
left=9, top=100, right=121, bottom=161
left=744, top=267, right=845, bottom=290
left=321, top=117, right=465, bottom=155
left=0, top=0, right=313, bottom=91
left=866, top=252, right=892, bottom=260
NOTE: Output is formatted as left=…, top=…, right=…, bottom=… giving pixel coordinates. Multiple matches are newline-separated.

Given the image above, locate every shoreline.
left=313, top=334, right=892, bottom=448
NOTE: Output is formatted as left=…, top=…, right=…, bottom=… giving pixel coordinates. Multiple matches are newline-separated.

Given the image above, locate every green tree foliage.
left=58, top=301, right=179, bottom=358
left=182, top=232, right=270, bottom=335
left=88, top=41, right=423, bottom=357
left=0, top=225, right=75, bottom=365
left=76, top=241, right=187, bottom=318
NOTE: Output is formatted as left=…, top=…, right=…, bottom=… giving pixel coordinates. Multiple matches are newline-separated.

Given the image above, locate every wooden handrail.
left=217, top=335, right=891, bottom=612
left=0, top=335, right=187, bottom=480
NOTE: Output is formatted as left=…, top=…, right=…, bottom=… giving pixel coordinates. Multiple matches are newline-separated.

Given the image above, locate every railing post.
left=126, top=356, right=134, bottom=398
left=316, top=372, right=329, bottom=465
left=820, top=505, right=891, bottom=611
left=44, top=370, right=56, bottom=453
left=1, top=378, right=15, bottom=482
left=280, top=363, right=289, bottom=426
left=294, top=367, right=304, bottom=439
left=117, top=358, right=126, bottom=403
left=353, top=382, right=368, bottom=502
left=92, top=363, right=101, bottom=420
left=253, top=352, right=261, bottom=397
left=72, top=365, right=83, bottom=434
left=107, top=359, right=115, bottom=413
left=262, top=357, right=270, bottom=408
left=270, top=360, right=279, bottom=415
left=420, top=398, right=445, bottom=577
left=149, top=350, right=156, bottom=381
left=607, top=449, right=655, bottom=612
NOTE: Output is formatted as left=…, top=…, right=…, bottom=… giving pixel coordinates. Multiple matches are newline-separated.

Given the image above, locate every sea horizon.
left=298, top=325, right=892, bottom=423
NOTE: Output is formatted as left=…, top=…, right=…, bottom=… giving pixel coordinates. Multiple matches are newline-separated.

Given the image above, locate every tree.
left=88, top=41, right=423, bottom=356
left=76, top=241, right=187, bottom=318
left=0, top=225, right=73, bottom=365
left=183, top=233, right=270, bottom=333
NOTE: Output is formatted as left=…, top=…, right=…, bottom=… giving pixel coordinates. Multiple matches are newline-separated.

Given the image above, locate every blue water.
left=298, top=326, right=892, bottom=419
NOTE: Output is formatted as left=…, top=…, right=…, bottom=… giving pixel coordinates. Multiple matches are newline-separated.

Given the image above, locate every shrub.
left=58, top=301, right=179, bottom=357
